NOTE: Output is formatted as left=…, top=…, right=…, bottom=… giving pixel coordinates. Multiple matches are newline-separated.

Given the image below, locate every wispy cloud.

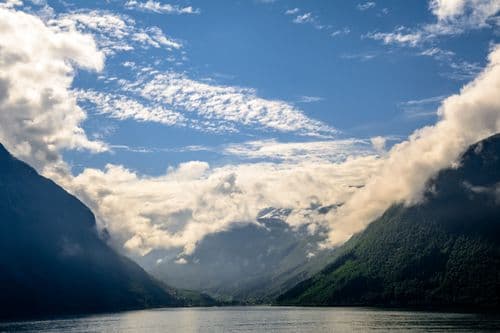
left=76, top=90, right=186, bottom=127
left=50, top=10, right=181, bottom=55
left=284, top=8, right=299, bottom=15
left=285, top=8, right=328, bottom=30
left=419, top=47, right=455, bottom=60
left=340, top=51, right=379, bottom=61
left=330, top=27, right=350, bottom=38
left=297, top=96, right=325, bottom=103
left=223, top=139, right=376, bottom=163
left=364, top=27, right=423, bottom=47
left=445, top=60, right=483, bottom=80
left=398, top=95, right=446, bottom=118
left=125, top=0, right=200, bottom=15
left=357, top=1, right=376, bottom=11
left=293, top=12, right=315, bottom=24
left=366, top=0, right=500, bottom=48
left=134, top=72, right=335, bottom=136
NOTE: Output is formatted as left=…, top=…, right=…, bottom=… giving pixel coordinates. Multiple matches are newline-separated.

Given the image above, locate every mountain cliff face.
left=0, top=144, right=183, bottom=319
left=140, top=211, right=335, bottom=303
left=277, top=134, right=500, bottom=309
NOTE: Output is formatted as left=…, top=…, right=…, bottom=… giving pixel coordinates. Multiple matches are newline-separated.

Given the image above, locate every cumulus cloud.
left=0, top=7, right=106, bottom=170
left=325, top=44, right=500, bottom=246
left=429, top=0, right=500, bottom=26
left=0, top=0, right=22, bottom=9
left=370, top=136, right=386, bottom=153
left=125, top=0, right=199, bottom=15
left=51, top=155, right=381, bottom=256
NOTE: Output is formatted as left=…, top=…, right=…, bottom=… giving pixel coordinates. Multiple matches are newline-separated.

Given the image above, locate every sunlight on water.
left=1, top=307, right=500, bottom=332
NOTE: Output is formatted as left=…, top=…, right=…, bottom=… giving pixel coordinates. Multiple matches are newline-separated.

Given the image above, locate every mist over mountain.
left=137, top=208, right=336, bottom=303
left=0, top=144, right=185, bottom=319
left=277, top=134, right=500, bottom=309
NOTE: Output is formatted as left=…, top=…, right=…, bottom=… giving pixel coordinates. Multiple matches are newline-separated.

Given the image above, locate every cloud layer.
left=54, top=155, right=381, bottom=255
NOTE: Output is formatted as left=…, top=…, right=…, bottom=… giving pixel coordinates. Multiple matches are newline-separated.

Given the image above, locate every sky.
left=0, top=0, right=499, bottom=259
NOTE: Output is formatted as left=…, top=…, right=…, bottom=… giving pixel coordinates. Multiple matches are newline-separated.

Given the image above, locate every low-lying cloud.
left=324, top=44, right=500, bottom=245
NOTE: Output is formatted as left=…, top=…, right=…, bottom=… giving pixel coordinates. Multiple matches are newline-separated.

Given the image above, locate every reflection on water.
left=1, top=306, right=500, bottom=332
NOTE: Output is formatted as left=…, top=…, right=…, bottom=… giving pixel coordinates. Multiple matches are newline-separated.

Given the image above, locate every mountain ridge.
left=0, top=143, right=186, bottom=319
left=276, top=134, right=500, bottom=310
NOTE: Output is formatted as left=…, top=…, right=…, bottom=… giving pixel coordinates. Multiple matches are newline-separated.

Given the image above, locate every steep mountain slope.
left=140, top=210, right=335, bottom=303
left=277, top=134, right=500, bottom=309
left=0, top=144, right=183, bottom=319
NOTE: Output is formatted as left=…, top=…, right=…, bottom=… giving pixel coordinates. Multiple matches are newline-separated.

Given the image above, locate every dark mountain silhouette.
left=0, top=144, right=185, bottom=319
left=277, top=134, right=500, bottom=310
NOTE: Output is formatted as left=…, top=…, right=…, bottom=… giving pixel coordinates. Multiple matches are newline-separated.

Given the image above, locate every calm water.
left=1, top=306, right=500, bottom=332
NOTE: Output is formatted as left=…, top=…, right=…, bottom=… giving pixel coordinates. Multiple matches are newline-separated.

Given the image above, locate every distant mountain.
left=0, top=144, right=186, bottom=319
left=277, top=134, right=500, bottom=310
left=139, top=208, right=335, bottom=303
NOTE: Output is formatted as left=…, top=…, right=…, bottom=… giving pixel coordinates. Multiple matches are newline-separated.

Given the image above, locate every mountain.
left=277, top=134, right=500, bottom=310
left=0, top=144, right=185, bottom=319
left=138, top=208, right=335, bottom=303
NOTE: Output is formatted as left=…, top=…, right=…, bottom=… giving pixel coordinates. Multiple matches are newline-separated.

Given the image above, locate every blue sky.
left=30, top=0, right=492, bottom=175
left=1, top=0, right=499, bottom=256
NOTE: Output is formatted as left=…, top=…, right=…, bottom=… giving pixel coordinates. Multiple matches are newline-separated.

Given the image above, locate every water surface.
left=1, top=306, right=499, bottom=332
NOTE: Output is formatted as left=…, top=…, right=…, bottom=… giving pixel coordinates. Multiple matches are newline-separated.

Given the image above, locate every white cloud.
left=125, top=0, right=199, bottom=15
left=446, top=60, right=482, bottom=80
left=285, top=8, right=299, bottom=15
left=370, top=136, right=386, bottom=153
left=398, top=95, right=446, bottom=118
left=0, top=7, right=106, bottom=170
left=0, top=0, right=22, bottom=9
left=2, top=5, right=499, bottom=264
left=429, top=0, right=500, bottom=26
left=419, top=47, right=455, bottom=60
left=293, top=12, right=314, bottom=24
left=325, top=44, right=500, bottom=246
left=76, top=90, right=185, bottom=127
left=365, top=28, right=423, bottom=47
left=331, top=27, right=350, bottom=38
left=51, top=10, right=181, bottom=55
left=51, top=154, right=381, bottom=256
left=223, top=139, right=376, bottom=163
left=298, top=95, right=324, bottom=103
left=367, top=0, right=500, bottom=47
left=137, top=72, right=334, bottom=136
left=357, top=2, right=376, bottom=11
left=284, top=8, right=327, bottom=30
